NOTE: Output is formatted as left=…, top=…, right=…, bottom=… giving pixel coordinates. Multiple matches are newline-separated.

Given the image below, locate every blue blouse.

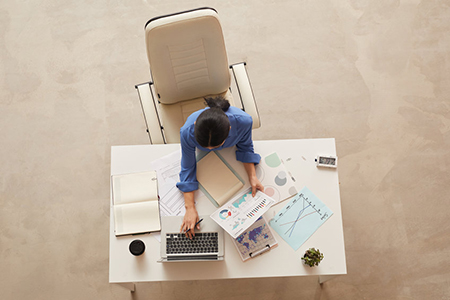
left=176, top=106, right=261, bottom=192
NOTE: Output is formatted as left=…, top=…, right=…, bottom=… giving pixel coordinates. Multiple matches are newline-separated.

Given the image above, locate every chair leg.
left=136, top=82, right=165, bottom=144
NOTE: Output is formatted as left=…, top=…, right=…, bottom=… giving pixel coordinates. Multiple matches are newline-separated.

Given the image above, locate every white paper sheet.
left=255, top=152, right=298, bottom=204
left=150, top=150, right=203, bottom=242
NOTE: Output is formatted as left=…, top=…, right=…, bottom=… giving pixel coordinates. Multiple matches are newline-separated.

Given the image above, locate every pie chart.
left=219, top=209, right=231, bottom=220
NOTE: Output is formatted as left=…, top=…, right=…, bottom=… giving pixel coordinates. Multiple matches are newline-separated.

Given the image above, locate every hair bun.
left=205, top=96, right=230, bottom=112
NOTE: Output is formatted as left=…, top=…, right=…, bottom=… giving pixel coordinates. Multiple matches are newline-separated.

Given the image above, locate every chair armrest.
left=135, top=82, right=165, bottom=144
left=230, top=63, right=261, bottom=129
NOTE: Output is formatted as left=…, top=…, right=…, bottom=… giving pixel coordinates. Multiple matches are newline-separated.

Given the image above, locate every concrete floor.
left=1, top=0, right=450, bottom=299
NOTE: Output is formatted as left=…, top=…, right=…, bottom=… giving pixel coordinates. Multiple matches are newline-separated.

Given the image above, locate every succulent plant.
left=301, top=248, right=324, bottom=267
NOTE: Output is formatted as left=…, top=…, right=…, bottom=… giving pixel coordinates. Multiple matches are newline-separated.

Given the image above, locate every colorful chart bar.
left=246, top=199, right=267, bottom=218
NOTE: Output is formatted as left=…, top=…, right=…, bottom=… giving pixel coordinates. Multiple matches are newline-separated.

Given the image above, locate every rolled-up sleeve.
left=176, top=128, right=199, bottom=192
left=235, top=116, right=261, bottom=164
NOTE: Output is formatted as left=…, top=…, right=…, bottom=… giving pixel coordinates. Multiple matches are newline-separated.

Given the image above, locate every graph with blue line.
left=269, top=187, right=333, bottom=251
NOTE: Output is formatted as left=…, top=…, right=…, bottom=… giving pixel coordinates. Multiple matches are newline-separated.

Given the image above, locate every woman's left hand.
left=249, top=176, right=264, bottom=197
left=243, top=162, right=264, bottom=197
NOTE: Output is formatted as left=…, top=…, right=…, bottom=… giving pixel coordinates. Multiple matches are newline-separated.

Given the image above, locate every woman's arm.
left=234, top=114, right=263, bottom=195
left=234, top=115, right=261, bottom=165
left=177, top=127, right=201, bottom=239
left=177, top=132, right=199, bottom=192
left=243, top=162, right=264, bottom=196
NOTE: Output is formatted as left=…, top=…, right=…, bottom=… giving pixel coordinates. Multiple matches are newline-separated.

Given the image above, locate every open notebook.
left=196, top=152, right=244, bottom=207
left=111, top=171, right=161, bottom=236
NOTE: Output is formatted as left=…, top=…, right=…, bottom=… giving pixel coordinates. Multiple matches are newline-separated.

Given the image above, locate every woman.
left=176, top=96, right=264, bottom=238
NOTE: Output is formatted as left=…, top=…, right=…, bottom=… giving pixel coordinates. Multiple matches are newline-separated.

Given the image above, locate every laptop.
left=159, top=216, right=225, bottom=262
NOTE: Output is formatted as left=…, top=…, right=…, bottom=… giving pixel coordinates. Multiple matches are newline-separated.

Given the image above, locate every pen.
left=186, top=218, right=203, bottom=233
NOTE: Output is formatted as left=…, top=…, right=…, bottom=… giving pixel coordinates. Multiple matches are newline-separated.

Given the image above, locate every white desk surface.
left=110, top=139, right=347, bottom=283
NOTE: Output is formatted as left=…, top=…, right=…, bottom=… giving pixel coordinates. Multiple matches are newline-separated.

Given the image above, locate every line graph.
left=269, top=187, right=333, bottom=251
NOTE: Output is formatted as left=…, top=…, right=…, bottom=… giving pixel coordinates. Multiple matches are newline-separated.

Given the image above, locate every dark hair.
left=195, top=97, right=231, bottom=148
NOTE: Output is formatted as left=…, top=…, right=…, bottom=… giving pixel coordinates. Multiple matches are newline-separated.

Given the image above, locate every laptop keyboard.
left=166, top=232, right=219, bottom=255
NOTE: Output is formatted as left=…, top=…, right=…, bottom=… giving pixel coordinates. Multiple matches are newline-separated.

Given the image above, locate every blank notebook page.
left=112, top=171, right=158, bottom=205
left=114, top=201, right=160, bottom=235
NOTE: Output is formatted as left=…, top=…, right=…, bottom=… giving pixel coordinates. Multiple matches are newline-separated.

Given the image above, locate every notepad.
left=196, top=152, right=244, bottom=207
left=111, top=171, right=161, bottom=236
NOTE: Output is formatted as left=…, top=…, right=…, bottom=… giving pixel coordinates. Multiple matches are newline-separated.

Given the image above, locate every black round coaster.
left=129, top=239, right=145, bottom=256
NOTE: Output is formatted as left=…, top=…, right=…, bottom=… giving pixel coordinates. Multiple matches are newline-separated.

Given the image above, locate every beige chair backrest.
left=145, top=8, right=231, bottom=105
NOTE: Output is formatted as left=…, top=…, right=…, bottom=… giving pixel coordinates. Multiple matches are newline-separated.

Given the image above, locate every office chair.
left=135, top=7, right=260, bottom=144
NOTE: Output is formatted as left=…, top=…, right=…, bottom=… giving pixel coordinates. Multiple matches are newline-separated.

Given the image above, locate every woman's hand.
left=181, top=207, right=199, bottom=239
left=243, top=162, right=264, bottom=197
left=249, top=175, right=264, bottom=197
left=180, top=191, right=199, bottom=239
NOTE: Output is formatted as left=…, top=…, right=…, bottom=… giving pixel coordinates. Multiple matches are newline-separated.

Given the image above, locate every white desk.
left=109, top=139, right=346, bottom=291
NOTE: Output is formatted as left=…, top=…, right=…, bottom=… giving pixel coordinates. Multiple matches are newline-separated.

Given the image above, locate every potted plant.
left=302, top=248, right=324, bottom=267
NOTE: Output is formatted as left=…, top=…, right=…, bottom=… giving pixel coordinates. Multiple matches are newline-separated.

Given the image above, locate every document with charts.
left=256, top=152, right=298, bottom=204
left=210, top=188, right=275, bottom=239
left=269, top=186, right=333, bottom=251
